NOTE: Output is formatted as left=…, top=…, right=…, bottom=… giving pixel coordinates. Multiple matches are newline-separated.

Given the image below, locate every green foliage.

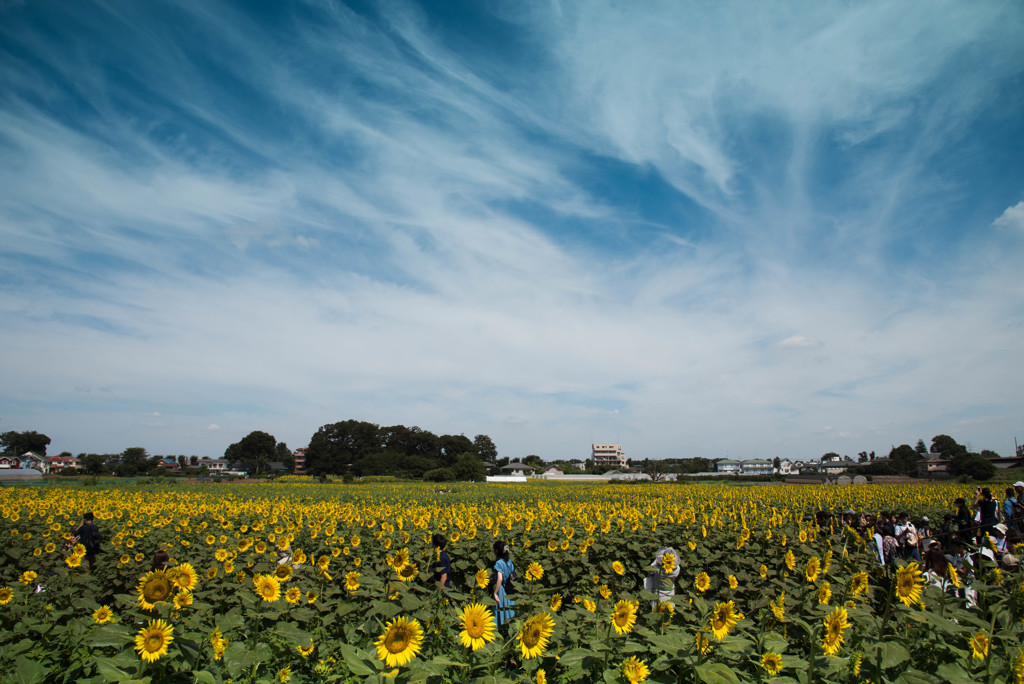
left=0, top=430, right=51, bottom=457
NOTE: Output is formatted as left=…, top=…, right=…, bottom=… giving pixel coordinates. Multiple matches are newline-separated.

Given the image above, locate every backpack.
left=83, top=525, right=102, bottom=553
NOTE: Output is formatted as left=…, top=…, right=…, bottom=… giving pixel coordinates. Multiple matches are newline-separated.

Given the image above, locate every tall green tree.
left=930, top=435, right=966, bottom=458
left=305, top=420, right=383, bottom=475
left=473, top=434, right=498, bottom=462
left=888, top=444, right=920, bottom=476
left=224, top=431, right=291, bottom=475
left=116, top=447, right=150, bottom=476
left=0, top=430, right=51, bottom=456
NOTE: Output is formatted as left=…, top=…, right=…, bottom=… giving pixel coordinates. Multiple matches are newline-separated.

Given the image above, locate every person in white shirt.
left=895, top=512, right=921, bottom=562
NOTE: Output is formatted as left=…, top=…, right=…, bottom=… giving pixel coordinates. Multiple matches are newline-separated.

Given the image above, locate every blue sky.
left=1, top=0, right=1022, bottom=462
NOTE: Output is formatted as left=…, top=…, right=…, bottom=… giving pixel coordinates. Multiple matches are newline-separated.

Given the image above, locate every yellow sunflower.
left=728, top=575, right=738, bottom=590
left=19, top=570, right=37, bottom=585
left=475, top=568, right=489, bottom=589
left=599, top=584, right=612, bottom=599
left=621, top=656, right=650, bottom=683
left=517, top=613, right=555, bottom=659
left=395, top=562, right=418, bottom=582
left=275, top=564, right=293, bottom=581
left=761, top=652, right=783, bottom=676
left=458, top=603, right=497, bottom=651
left=253, top=574, right=282, bottom=602
left=709, top=601, right=742, bottom=641
left=583, top=598, right=596, bottom=612
left=306, top=589, right=317, bottom=604
left=344, top=571, right=361, bottom=592
left=695, top=631, right=712, bottom=654
left=817, top=582, right=832, bottom=605
left=526, top=562, right=544, bottom=581
left=612, top=561, right=625, bottom=576
left=820, top=606, right=849, bottom=656
left=374, top=616, right=424, bottom=668
left=66, top=554, right=83, bottom=568
left=134, top=619, right=174, bottom=663
left=285, top=587, right=302, bottom=604
left=137, top=570, right=173, bottom=610
left=173, top=563, right=198, bottom=592
left=694, top=572, right=711, bottom=593
left=1012, top=648, right=1024, bottom=684
left=759, top=564, right=768, bottom=579
left=894, top=563, right=925, bottom=608
left=296, top=640, right=315, bottom=657
left=770, top=591, right=785, bottom=621
left=784, top=549, right=796, bottom=571
left=849, top=571, right=870, bottom=598
left=173, top=591, right=193, bottom=609
left=970, top=632, right=989, bottom=661
left=536, top=668, right=547, bottom=684
left=92, top=605, right=114, bottom=624
left=611, top=600, right=639, bottom=635
left=947, top=564, right=961, bottom=588
left=210, top=628, right=228, bottom=661
left=805, top=557, right=820, bottom=584
left=214, top=548, right=229, bottom=562
left=661, top=552, right=676, bottom=575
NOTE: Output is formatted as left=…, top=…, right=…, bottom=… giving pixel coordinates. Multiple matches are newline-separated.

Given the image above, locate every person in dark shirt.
left=74, top=512, right=101, bottom=572
left=952, top=498, right=973, bottom=542
left=974, top=487, right=999, bottom=544
left=432, top=533, right=451, bottom=589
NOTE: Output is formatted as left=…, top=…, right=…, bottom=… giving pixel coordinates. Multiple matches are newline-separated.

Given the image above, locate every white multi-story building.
left=591, top=443, right=627, bottom=470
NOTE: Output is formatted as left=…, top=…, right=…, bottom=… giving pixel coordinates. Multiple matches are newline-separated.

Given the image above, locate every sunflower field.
left=0, top=479, right=1022, bottom=684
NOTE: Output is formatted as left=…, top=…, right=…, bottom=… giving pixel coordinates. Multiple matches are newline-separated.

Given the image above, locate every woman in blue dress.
left=492, top=540, right=515, bottom=628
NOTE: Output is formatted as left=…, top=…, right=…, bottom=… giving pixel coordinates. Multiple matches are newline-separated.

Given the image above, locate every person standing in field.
left=973, top=487, right=999, bottom=544
left=432, top=533, right=451, bottom=589
left=74, top=512, right=102, bottom=572
left=644, top=546, right=680, bottom=607
left=492, top=540, right=515, bottom=630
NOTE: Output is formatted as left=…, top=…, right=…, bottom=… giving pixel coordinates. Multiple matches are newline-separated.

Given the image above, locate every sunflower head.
left=475, top=568, right=489, bottom=589
left=526, top=562, right=544, bottom=582
left=253, top=574, right=282, bottom=602
left=134, top=619, right=174, bottom=663
left=611, top=600, right=639, bottom=635
left=458, top=603, right=497, bottom=651
left=621, top=656, right=650, bottom=683
left=549, top=592, right=563, bottom=612
left=805, top=557, right=820, bottom=584
left=374, top=616, right=424, bottom=668
left=894, top=563, right=925, bottom=608
left=344, top=571, right=361, bottom=592
left=849, top=571, right=870, bottom=598
left=274, top=564, right=293, bottom=581
left=517, top=613, right=555, bottom=659
left=820, top=606, right=849, bottom=656
left=92, top=605, right=114, bottom=624
left=709, top=600, right=742, bottom=641
left=285, top=587, right=302, bottom=604
left=694, top=572, right=711, bottom=593
left=761, top=652, right=783, bottom=675
left=395, top=562, right=418, bottom=582
left=137, top=570, right=173, bottom=610
left=173, top=563, right=198, bottom=592
left=970, top=632, right=989, bottom=661
left=612, top=561, right=625, bottom=576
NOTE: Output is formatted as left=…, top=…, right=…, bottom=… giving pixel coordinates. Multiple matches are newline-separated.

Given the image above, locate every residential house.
left=48, top=455, right=80, bottom=472
left=500, top=462, right=535, bottom=477
left=742, top=459, right=774, bottom=475
left=19, top=452, right=49, bottom=474
left=716, top=459, right=742, bottom=474
left=778, top=459, right=794, bottom=475
left=292, top=448, right=307, bottom=474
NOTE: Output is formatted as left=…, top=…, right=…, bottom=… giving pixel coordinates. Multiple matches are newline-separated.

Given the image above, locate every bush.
left=423, top=468, right=456, bottom=482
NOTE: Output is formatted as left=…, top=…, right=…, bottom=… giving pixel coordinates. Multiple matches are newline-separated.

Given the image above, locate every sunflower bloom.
left=611, top=600, right=638, bottom=635
left=253, top=574, right=282, bottom=602
left=970, top=632, right=989, bottom=661
left=475, top=568, right=489, bottom=589
left=947, top=564, right=961, bottom=589
left=517, top=613, right=555, bottom=659
left=285, top=587, right=302, bottom=604
left=173, top=563, right=198, bottom=592
left=612, top=561, right=625, bottom=575
left=210, top=628, right=228, bottom=661
left=761, top=652, right=783, bottom=676
left=784, top=549, right=796, bottom=571
left=770, top=592, right=785, bottom=621
left=583, top=598, right=596, bottom=613
left=849, top=571, right=870, bottom=598
left=1012, top=648, right=1024, bottom=684
left=395, top=562, right=418, bottom=582
left=345, top=571, right=361, bottom=592
left=296, top=640, right=315, bottom=657
left=134, top=619, right=174, bottom=663
left=92, top=605, right=114, bottom=624
left=695, top=631, right=712, bottom=655
left=820, top=606, right=849, bottom=656
left=805, top=557, right=820, bottom=584
left=894, top=563, right=925, bottom=608
left=817, top=582, right=832, bottom=605
left=536, top=668, right=547, bottom=684
left=457, top=603, right=497, bottom=651
left=662, top=553, right=676, bottom=575
left=621, top=656, right=650, bottom=683
left=709, top=601, right=742, bottom=641
left=526, top=562, right=544, bottom=581
left=549, top=593, right=563, bottom=612
left=137, top=570, right=173, bottom=610
left=728, top=575, right=738, bottom=590
left=19, top=571, right=37, bottom=585
left=694, top=572, right=711, bottom=593
left=374, top=616, right=424, bottom=668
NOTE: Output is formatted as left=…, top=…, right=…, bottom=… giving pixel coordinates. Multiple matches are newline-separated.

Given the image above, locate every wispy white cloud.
left=0, top=0, right=1021, bottom=461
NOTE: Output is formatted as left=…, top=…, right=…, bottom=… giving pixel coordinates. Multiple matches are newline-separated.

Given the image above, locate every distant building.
left=592, top=444, right=627, bottom=470
left=48, top=455, right=80, bottom=472
left=543, top=465, right=564, bottom=476
left=742, top=459, right=773, bottom=475
left=19, top=452, right=49, bottom=475
left=198, top=457, right=229, bottom=473
left=716, top=459, right=742, bottom=474
left=500, top=462, right=535, bottom=477
left=293, top=448, right=307, bottom=474
left=778, top=459, right=794, bottom=475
